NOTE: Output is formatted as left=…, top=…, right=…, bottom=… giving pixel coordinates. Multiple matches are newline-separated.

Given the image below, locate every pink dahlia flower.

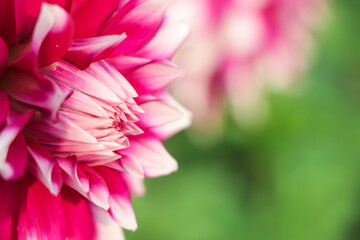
left=170, top=0, right=326, bottom=130
left=0, top=0, right=190, bottom=239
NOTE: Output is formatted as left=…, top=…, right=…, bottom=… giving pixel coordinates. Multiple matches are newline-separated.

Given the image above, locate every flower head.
left=0, top=0, right=190, bottom=239
left=171, top=0, right=326, bottom=130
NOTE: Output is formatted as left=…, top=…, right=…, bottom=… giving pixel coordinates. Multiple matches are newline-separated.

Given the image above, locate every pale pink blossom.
left=171, top=0, right=326, bottom=130
left=0, top=0, right=190, bottom=239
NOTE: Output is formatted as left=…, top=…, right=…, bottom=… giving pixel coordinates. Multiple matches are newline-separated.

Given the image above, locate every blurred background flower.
left=170, top=0, right=327, bottom=135
left=126, top=0, right=360, bottom=239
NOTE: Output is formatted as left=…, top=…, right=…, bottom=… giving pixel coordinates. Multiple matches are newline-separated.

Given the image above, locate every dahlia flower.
left=170, top=0, right=326, bottom=129
left=0, top=0, right=190, bottom=239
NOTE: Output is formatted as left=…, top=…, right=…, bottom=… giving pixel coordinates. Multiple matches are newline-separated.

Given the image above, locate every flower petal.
left=96, top=166, right=137, bottom=231
left=1, top=69, right=71, bottom=120
left=106, top=56, right=151, bottom=75
left=58, top=156, right=90, bottom=194
left=83, top=166, right=111, bottom=210
left=125, top=60, right=184, bottom=94
left=0, top=177, right=21, bottom=240
left=0, top=88, right=10, bottom=126
left=10, top=2, right=74, bottom=71
left=62, top=186, right=96, bottom=240
left=27, top=141, right=63, bottom=195
left=90, top=205, right=126, bottom=240
left=44, top=60, right=123, bottom=106
left=70, top=0, right=119, bottom=38
left=64, top=34, right=127, bottom=70
left=119, top=136, right=178, bottom=177
left=135, top=18, right=189, bottom=60
left=0, top=110, right=34, bottom=174
left=1, top=133, right=28, bottom=180
left=0, top=0, right=16, bottom=46
left=101, top=0, right=170, bottom=55
left=141, top=93, right=192, bottom=139
left=0, top=37, right=8, bottom=77
left=17, top=174, right=67, bottom=240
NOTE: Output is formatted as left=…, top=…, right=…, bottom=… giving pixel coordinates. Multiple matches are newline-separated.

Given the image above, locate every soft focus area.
left=126, top=1, right=360, bottom=239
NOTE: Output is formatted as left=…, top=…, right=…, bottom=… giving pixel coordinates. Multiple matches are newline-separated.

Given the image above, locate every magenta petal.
left=1, top=133, right=28, bottom=180
left=102, top=0, right=170, bottom=55
left=17, top=174, right=67, bottom=240
left=0, top=88, right=10, bottom=125
left=71, top=0, right=119, bottom=38
left=27, top=141, right=63, bottom=195
left=15, top=0, right=42, bottom=41
left=62, top=186, right=95, bottom=240
left=0, top=110, right=34, bottom=175
left=37, top=4, right=74, bottom=67
left=10, top=3, right=74, bottom=71
left=0, top=0, right=16, bottom=46
left=0, top=37, right=8, bottom=77
left=64, top=34, right=127, bottom=70
left=120, top=136, right=178, bottom=177
left=0, top=178, right=21, bottom=240
left=2, top=69, right=71, bottom=120
left=135, top=19, right=189, bottom=60
left=96, top=166, right=137, bottom=230
left=125, top=60, right=184, bottom=94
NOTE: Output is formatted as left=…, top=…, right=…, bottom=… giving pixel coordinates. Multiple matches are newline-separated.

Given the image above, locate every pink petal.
left=122, top=173, right=145, bottom=196
left=10, top=2, right=74, bottom=71
left=64, top=34, right=127, bottom=70
left=1, top=133, right=28, bottom=180
left=135, top=18, right=189, bottom=60
left=96, top=166, right=137, bottom=230
left=125, top=60, right=184, bottom=94
left=17, top=174, right=67, bottom=240
left=0, top=88, right=10, bottom=126
left=86, top=61, right=138, bottom=99
left=44, top=60, right=123, bottom=106
left=119, top=136, right=178, bottom=177
left=27, top=141, right=63, bottom=195
left=2, top=69, right=71, bottom=120
left=106, top=56, right=151, bottom=75
left=142, top=93, right=192, bottom=139
left=60, top=88, right=108, bottom=118
left=138, top=100, right=183, bottom=129
left=82, top=166, right=110, bottom=210
left=25, top=114, right=98, bottom=145
left=101, top=0, right=170, bottom=55
left=90, top=205, right=126, bottom=240
left=120, top=157, right=144, bottom=179
left=59, top=157, right=111, bottom=210
left=0, top=110, right=34, bottom=174
left=0, top=37, right=8, bottom=77
left=62, top=186, right=96, bottom=240
left=58, top=156, right=90, bottom=194
left=0, top=178, right=21, bottom=240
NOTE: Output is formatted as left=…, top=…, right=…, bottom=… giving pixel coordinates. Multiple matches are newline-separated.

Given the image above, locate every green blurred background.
left=126, top=1, right=360, bottom=239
